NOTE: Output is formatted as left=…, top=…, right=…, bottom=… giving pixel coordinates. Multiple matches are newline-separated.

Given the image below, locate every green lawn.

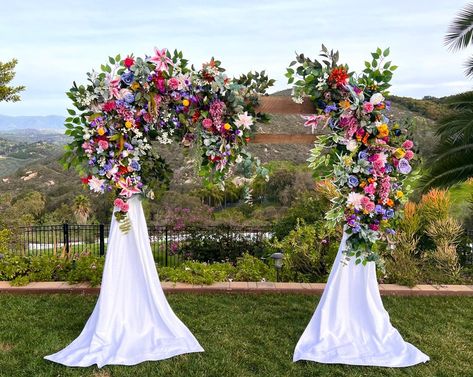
left=0, top=294, right=472, bottom=377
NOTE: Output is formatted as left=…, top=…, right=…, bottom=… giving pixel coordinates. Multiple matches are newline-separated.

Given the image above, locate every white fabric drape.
left=293, top=231, right=429, bottom=367
left=45, top=196, right=204, bottom=367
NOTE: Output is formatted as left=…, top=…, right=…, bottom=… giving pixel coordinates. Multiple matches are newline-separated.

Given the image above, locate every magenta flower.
left=362, top=102, right=374, bottom=113
left=402, top=140, right=414, bottom=150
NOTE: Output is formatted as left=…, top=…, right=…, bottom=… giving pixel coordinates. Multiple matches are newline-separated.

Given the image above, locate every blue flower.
left=130, top=160, right=141, bottom=171
left=358, top=150, right=368, bottom=160
left=121, top=72, right=134, bottom=85
left=386, top=209, right=395, bottom=218
left=124, top=93, right=134, bottom=104
left=352, top=224, right=362, bottom=233
left=375, top=205, right=386, bottom=215
left=347, top=175, right=359, bottom=188
left=324, top=104, right=337, bottom=113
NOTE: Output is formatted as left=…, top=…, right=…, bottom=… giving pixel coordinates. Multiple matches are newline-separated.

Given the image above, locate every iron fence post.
left=165, top=227, right=169, bottom=267
left=99, top=224, right=105, bottom=256
left=63, top=223, right=70, bottom=255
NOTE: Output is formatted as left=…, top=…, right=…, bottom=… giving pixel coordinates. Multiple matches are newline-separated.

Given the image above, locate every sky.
left=0, top=0, right=472, bottom=117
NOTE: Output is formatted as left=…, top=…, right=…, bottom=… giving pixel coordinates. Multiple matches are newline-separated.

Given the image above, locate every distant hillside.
left=0, top=115, right=65, bottom=132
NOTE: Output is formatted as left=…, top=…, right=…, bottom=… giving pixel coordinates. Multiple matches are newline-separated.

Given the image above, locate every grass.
left=0, top=294, right=472, bottom=377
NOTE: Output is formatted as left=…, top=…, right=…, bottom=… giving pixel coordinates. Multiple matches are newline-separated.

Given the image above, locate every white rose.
left=346, top=139, right=358, bottom=151
left=369, top=93, right=384, bottom=105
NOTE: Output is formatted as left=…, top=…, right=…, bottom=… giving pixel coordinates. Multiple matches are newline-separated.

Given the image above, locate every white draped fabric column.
left=293, top=231, right=429, bottom=367
left=45, top=196, right=204, bottom=368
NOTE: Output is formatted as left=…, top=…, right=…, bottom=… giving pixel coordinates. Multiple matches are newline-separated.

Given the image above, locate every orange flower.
left=362, top=133, right=370, bottom=145
left=376, top=123, right=389, bottom=138
left=368, top=178, right=376, bottom=184
left=359, top=181, right=367, bottom=188
left=339, top=100, right=350, bottom=110
left=386, top=199, right=394, bottom=207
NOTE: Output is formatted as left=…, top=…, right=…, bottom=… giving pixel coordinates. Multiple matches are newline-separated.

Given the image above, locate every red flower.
left=118, top=166, right=128, bottom=175
left=124, top=56, right=135, bottom=68
left=81, top=176, right=91, bottom=184
left=328, top=67, right=349, bottom=87
left=102, top=101, right=116, bottom=112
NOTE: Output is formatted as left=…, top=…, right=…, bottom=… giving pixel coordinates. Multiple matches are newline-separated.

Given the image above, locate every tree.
left=0, top=59, right=25, bottom=102
left=423, top=4, right=473, bottom=189
left=73, top=195, right=91, bottom=224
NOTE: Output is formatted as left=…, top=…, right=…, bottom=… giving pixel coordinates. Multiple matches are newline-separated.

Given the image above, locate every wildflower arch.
left=63, top=48, right=273, bottom=226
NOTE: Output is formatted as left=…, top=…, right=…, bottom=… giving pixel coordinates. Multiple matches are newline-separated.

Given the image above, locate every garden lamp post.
left=270, top=252, right=284, bottom=282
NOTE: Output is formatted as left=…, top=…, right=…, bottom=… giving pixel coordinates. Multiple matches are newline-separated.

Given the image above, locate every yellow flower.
left=376, top=123, right=389, bottom=138
left=130, top=82, right=140, bottom=91
left=223, top=123, right=231, bottom=131
left=97, top=127, right=105, bottom=136
left=396, top=191, right=404, bottom=199
left=393, top=148, right=406, bottom=159
left=343, top=156, right=353, bottom=166
left=339, top=100, right=350, bottom=110
left=182, top=99, right=190, bottom=107
left=125, top=121, right=133, bottom=129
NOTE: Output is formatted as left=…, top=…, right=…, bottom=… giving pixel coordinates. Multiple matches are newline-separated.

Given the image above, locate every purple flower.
left=352, top=224, right=362, bottom=233
left=124, top=93, right=134, bottom=104
left=375, top=205, right=386, bottom=215
left=358, top=150, right=368, bottom=160
left=386, top=209, right=395, bottom=218
left=324, top=104, right=337, bottom=113
left=386, top=228, right=396, bottom=235
left=397, top=158, right=412, bottom=174
left=385, top=164, right=393, bottom=173
left=121, top=71, right=134, bottom=85
left=130, top=160, right=141, bottom=171
left=347, top=175, right=359, bottom=188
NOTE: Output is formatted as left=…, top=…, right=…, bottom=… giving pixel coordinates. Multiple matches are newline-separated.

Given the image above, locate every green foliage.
left=0, top=58, right=25, bottom=102
left=177, top=226, right=266, bottom=263
left=271, top=222, right=337, bottom=282
left=67, top=255, right=105, bottom=286
left=235, top=252, right=274, bottom=281
left=272, top=191, right=332, bottom=239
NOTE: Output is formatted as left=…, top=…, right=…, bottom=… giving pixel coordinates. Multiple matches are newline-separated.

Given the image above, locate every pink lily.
left=118, top=177, right=141, bottom=198
left=109, top=77, right=121, bottom=98
left=302, top=114, right=327, bottom=133
left=149, top=47, right=172, bottom=72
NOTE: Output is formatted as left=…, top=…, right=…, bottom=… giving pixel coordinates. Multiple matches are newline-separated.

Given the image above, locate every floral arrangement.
left=287, top=46, right=415, bottom=264
left=63, top=48, right=273, bottom=229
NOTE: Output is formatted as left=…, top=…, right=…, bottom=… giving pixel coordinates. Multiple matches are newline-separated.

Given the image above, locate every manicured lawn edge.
left=1, top=281, right=473, bottom=296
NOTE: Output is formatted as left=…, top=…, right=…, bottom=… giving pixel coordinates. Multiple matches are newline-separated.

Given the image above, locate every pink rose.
left=202, top=118, right=213, bottom=129
left=98, top=140, right=109, bottom=150
left=361, top=197, right=376, bottom=212
left=402, top=140, right=414, bottom=150
left=121, top=202, right=129, bottom=212
left=364, top=183, right=376, bottom=195
left=404, top=150, right=414, bottom=160
left=363, top=102, right=374, bottom=113
left=168, top=77, right=180, bottom=90
left=114, top=198, right=125, bottom=208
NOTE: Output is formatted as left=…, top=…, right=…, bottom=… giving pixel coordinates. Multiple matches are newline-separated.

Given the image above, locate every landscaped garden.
left=0, top=293, right=471, bottom=377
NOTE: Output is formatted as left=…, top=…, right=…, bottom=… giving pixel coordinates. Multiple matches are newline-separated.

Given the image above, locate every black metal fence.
left=8, top=224, right=272, bottom=267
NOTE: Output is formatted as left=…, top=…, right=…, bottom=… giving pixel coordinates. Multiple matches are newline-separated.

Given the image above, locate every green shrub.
left=235, top=252, right=274, bottom=281
left=67, top=255, right=104, bottom=287
left=159, top=261, right=236, bottom=285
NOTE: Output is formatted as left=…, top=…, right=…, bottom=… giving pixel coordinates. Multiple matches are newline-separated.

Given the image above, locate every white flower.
left=235, top=112, right=253, bottom=130
left=346, top=139, right=358, bottom=152
left=235, top=154, right=243, bottom=164
left=346, top=192, right=365, bottom=210
left=370, top=93, right=385, bottom=105
left=88, top=176, right=105, bottom=193
left=292, top=96, right=304, bottom=104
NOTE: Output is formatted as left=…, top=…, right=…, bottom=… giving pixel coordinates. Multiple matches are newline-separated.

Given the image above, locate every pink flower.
left=369, top=224, right=380, bottom=231
left=149, top=47, right=172, bottom=72
left=118, top=177, right=141, bottom=198
left=202, top=118, right=213, bottom=129
left=363, top=102, right=374, bottom=113
left=404, top=150, right=414, bottom=160
left=114, top=198, right=125, bottom=208
left=108, top=77, right=121, bottom=99
left=402, top=140, right=414, bottom=150
left=98, top=140, right=109, bottom=150
left=168, top=77, right=180, bottom=90
left=121, top=202, right=129, bottom=212
left=364, top=183, right=376, bottom=195
left=361, top=197, right=375, bottom=212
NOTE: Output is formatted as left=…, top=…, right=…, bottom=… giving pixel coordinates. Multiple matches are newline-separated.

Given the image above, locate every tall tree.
left=423, top=3, right=473, bottom=189
left=0, top=59, right=25, bottom=102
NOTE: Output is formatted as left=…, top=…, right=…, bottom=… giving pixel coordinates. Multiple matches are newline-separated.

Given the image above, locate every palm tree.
left=445, top=2, right=473, bottom=77
left=73, top=195, right=91, bottom=225
left=423, top=4, right=473, bottom=189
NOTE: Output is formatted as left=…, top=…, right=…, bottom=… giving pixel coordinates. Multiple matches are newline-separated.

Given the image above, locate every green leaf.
left=390, top=65, right=398, bottom=71
left=109, top=56, right=115, bottom=65
left=364, top=61, right=371, bottom=68
left=383, top=47, right=390, bottom=57
left=67, top=109, right=76, bottom=115
left=371, top=52, right=380, bottom=60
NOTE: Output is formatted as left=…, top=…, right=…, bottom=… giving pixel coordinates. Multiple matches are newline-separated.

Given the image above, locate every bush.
left=178, top=227, right=267, bottom=263
left=235, top=252, right=274, bottom=281
left=271, top=221, right=337, bottom=282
